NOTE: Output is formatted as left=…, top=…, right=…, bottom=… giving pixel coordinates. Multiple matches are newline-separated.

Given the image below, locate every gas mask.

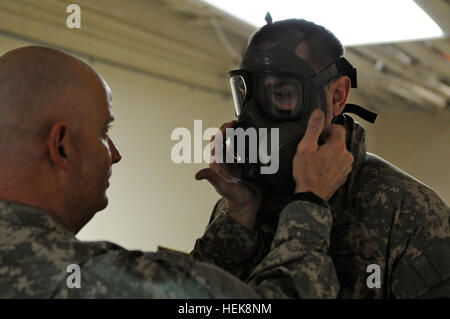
left=224, top=26, right=377, bottom=195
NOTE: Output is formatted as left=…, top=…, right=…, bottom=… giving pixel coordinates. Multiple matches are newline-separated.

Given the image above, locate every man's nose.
left=109, top=138, right=122, bottom=164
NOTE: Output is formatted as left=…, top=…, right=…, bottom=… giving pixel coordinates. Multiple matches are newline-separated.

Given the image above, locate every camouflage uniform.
left=0, top=195, right=338, bottom=298
left=192, top=115, right=450, bottom=298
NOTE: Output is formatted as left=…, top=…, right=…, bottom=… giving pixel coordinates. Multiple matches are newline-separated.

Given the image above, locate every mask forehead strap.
left=241, top=24, right=316, bottom=74
left=279, top=24, right=314, bottom=53
left=311, top=57, right=358, bottom=88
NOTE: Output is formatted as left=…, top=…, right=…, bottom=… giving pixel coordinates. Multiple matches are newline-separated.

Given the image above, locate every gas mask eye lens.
left=258, top=74, right=303, bottom=119
left=229, top=75, right=247, bottom=116
left=264, top=76, right=298, bottom=111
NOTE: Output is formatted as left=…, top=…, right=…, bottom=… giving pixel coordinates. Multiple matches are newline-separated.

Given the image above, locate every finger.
left=219, top=121, right=236, bottom=134
left=346, top=164, right=352, bottom=175
left=215, top=121, right=235, bottom=143
left=195, top=167, right=217, bottom=181
left=214, top=121, right=236, bottom=163
left=346, top=154, right=354, bottom=174
left=325, top=124, right=346, bottom=147
left=211, top=121, right=235, bottom=144
left=340, top=153, right=353, bottom=176
left=347, top=153, right=354, bottom=165
left=195, top=168, right=229, bottom=194
left=212, top=135, right=225, bottom=164
left=210, top=159, right=232, bottom=178
left=208, top=140, right=219, bottom=162
left=337, top=175, right=348, bottom=190
left=219, top=122, right=236, bottom=143
left=210, top=145, right=233, bottom=174
left=299, top=109, right=324, bottom=152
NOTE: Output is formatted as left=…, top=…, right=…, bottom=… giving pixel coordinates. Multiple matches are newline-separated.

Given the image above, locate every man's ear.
left=330, top=76, right=351, bottom=117
left=48, top=123, right=69, bottom=169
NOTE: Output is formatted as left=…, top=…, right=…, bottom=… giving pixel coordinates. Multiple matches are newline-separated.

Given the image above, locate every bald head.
left=0, top=46, right=121, bottom=233
left=0, top=46, right=105, bottom=150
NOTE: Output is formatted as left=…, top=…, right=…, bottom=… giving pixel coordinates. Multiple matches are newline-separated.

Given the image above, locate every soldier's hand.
left=293, top=109, right=354, bottom=201
left=195, top=121, right=260, bottom=231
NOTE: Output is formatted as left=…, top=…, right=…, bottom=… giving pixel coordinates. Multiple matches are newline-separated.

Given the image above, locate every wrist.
left=226, top=200, right=260, bottom=231
left=295, top=186, right=327, bottom=201
left=292, top=191, right=328, bottom=208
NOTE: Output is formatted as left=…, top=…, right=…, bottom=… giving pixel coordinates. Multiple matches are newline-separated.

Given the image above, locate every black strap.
left=337, top=58, right=358, bottom=88
left=291, top=192, right=328, bottom=208
left=311, top=57, right=358, bottom=88
left=343, top=104, right=378, bottom=123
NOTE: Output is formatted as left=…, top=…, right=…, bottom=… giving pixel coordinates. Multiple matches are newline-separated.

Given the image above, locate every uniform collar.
left=328, top=115, right=367, bottom=222
left=344, top=114, right=367, bottom=192
left=0, top=199, right=74, bottom=237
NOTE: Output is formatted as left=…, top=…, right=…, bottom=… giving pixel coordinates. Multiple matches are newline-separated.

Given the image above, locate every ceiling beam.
left=413, top=0, right=450, bottom=35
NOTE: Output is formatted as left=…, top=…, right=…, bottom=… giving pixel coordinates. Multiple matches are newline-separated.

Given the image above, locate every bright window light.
left=201, top=0, right=444, bottom=46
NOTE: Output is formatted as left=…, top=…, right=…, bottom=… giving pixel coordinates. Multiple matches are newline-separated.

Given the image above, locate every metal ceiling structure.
left=161, top=0, right=450, bottom=114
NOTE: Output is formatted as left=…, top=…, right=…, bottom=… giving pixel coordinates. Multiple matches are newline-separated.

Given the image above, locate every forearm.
left=247, top=200, right=339, bottom=298
left=191, top=210, right=268, bottom=278
left=57, top=199, right=337, bottom=298
left=188, top=199, right=339, bottom=298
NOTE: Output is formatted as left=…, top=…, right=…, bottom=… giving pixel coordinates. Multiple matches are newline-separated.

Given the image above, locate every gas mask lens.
left=229, top=70, right=305, bottom=120
left=257, top=73, right=303, bottom=119
left=229, top=74, right=247, bottom=116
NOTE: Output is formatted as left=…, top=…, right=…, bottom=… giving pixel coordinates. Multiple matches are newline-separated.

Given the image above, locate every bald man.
left=0, top=46, right=353, bottom=298
left=0, top=46, right=120, bottom=235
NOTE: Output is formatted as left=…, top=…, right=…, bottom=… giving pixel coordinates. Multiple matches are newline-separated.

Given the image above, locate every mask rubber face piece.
left=226, top=26, right=339, bottom=195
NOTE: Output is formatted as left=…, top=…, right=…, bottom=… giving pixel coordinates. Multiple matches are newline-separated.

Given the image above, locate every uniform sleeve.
left=190, top=198, right=272, bottom=279
left=390, top=189, right=450, bottom=298
left=56, top=200, right=339, bottom=298
left=247, top=200, right=339, bottom=298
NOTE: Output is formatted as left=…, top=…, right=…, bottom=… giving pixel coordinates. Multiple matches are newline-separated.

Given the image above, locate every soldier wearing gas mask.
left=193, top=18, right=450, bottom=298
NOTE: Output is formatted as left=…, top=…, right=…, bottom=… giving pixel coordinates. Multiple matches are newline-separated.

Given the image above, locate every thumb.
left=195, top=168, right=227, bottom=194
left=325, top=124, right=347, bottom=147
left=301, top=109, right=324, bottom=151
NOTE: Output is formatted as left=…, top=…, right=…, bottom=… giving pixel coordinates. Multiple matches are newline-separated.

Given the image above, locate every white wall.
left=360, top=110, right=450, bottom=203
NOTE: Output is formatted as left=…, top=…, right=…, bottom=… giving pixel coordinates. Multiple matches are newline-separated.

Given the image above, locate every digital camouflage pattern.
left=192, top=115, right=450, bottom=298
left=0, top=196, right=338, bottom=298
